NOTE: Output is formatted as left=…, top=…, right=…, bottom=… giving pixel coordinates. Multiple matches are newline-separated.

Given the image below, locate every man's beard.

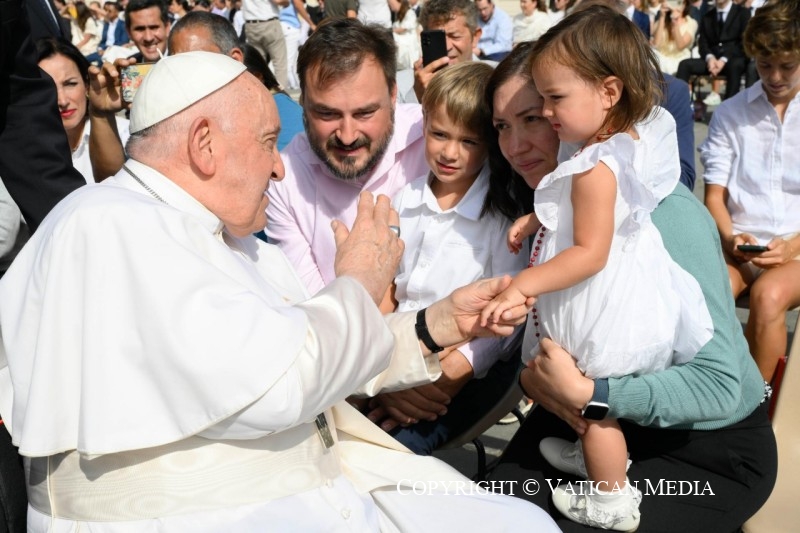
left=304, top=111, right=395, bottom=181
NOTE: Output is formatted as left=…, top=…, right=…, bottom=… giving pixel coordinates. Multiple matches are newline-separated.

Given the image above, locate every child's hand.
left=507, top=214, right=538, bottom=254
left=480, top=285, right=528, bottom=327
left=507, top=225, right=525, bottom=254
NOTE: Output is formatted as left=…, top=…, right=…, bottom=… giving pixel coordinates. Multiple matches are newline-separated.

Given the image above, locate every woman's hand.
left=519, top=338, right=593, bottom=435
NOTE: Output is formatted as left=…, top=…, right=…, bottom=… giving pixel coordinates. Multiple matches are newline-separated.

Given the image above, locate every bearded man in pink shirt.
left=266, top=18, right=428, bottom=296
left=267, top=19, right=526, bottom=459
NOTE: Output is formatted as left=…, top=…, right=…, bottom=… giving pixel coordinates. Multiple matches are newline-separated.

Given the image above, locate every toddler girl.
left=481, top=6, right=713, bottom=530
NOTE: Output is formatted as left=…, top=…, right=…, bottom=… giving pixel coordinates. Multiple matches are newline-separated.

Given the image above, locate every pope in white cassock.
left=0, top=52, right=558, bottom=531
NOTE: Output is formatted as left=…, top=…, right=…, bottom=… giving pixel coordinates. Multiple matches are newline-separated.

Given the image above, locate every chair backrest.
left=743, top=311, right=800, bottom=533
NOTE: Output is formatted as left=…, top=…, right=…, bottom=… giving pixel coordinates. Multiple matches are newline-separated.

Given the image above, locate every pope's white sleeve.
left=199, top=278, right=440, bottom=439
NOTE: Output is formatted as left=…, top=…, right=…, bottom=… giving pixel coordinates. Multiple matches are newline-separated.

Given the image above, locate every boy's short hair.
left=743, top=0, right=800, bottom=59
left=421, top=61, right=494, bottom=137
left=419, top=0, right=479, bottom=35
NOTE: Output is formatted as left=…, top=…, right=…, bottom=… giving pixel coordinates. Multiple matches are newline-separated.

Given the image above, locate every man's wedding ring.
left=389, top=225, right=401, bottom=238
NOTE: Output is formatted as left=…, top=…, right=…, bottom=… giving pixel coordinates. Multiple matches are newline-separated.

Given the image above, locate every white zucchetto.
left=129, top=51, right=247, bottom=134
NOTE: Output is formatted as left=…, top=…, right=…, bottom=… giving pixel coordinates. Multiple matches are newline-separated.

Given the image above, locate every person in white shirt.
left=0, top=50, right=559, bottom=533
left=701, top=0, right=800, bottom=383
left=370, top=62, right=528, bottom=453
left=512, top=0, right=553, bottom=45
left=392, top=0, right=421, bottom=70
left=358, top=0, right=393, bottom=28
left=242, top=0, right=290, bottom=88
left=37, top=37, right=130, bottom=184
left=474, top=0, right=513, bottom=60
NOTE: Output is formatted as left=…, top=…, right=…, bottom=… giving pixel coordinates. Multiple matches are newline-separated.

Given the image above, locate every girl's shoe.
left=551, top=479, right=642, bottom=532
left=539, top=437, right=587, bottom=477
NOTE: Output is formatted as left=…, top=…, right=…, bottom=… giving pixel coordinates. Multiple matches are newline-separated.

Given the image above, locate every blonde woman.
left=652, top=0, right=697, bottom=74
left=70, top=1, right=101, bottom=57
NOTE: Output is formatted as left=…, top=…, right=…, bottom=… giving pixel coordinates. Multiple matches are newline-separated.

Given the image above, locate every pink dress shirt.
left=267, top=104, right=428, bottom=295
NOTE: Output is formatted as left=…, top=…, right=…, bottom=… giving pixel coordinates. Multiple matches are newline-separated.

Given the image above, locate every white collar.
left=117, top=159, right=226, bottom=237
left=406, top=164, right=491, bottom=221
left=72, top=119, right=91, bottom=160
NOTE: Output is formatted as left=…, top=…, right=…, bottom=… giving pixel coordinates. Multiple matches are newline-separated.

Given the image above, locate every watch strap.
left=415, top=308, right=444, bottom=353
left=591, top=377, right=609, bottom=404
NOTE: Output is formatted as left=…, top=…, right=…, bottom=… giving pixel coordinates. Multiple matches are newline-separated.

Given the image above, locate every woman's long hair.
left=481, top=42, right=536, bottom=221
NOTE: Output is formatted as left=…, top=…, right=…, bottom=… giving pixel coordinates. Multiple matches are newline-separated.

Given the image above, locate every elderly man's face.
left=302, top=57, right=396, bottom=181
left=128, top=6, right=170, bottom=61
left=215, top=75, right=285, bottom=236
left=475, top=0, right=494, bottom=22
left=426, top=15, right=480, bottom=64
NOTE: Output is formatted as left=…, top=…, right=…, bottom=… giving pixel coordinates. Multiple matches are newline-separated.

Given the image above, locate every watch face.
left=582, top=402, right=609, bottom=421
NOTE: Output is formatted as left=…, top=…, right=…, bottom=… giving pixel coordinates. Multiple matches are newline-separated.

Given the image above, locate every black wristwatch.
left=581, top=378, right=609, bottom=420
left=415, top=308, right=444, bottom=353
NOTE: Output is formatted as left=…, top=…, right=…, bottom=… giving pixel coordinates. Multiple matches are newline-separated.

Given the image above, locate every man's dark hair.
left=125, top=0, right=170, bottom=29
left=418, top=0, right=479, bottom=34
left=296, top=18, right=397, bottom=95
left=168, top=11, right=239, bottom=55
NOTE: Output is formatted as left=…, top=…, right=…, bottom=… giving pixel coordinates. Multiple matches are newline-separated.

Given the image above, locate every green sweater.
left=607, top=184, right=765, bottom=430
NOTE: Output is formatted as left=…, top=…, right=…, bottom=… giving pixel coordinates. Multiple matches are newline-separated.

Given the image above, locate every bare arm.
left=652, top=6, right=669, bottom=48
left=671, top=18, right=694, bottom=50
left=87, top=59, right=133, bottom=180
left=291, top=0, right=316, bottom=30
left=481, top=163, right=615, bottom=324
left=703, top=184, right=737, bottom=250
left=513, top=163, right=615, bottom=296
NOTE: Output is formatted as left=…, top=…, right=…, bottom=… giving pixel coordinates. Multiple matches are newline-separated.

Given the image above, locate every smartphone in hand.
left=737, top=244, right=769, bottom=253
left=120, top=63, right=156, bottom=103
left=421, top=30, right=447, bottom=67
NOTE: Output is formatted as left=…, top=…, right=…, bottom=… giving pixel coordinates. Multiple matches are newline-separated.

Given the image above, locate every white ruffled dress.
left=522, top=110, right=713, bottom=379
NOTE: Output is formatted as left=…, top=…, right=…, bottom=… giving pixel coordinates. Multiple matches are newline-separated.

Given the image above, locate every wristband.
left=415, top=308, right=444, bottom=353
left=581, top=378, right=609, bottom=420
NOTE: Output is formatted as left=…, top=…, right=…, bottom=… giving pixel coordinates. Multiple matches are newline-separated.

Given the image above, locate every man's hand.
left=367, top=384, right=451, bottom=431
left=413, top=56, right=448, bottom=102
left=425, top=276, right=534, bottom=349
left=707, top=57, right=725, bottom=77
left=727, top=232, right=761, bottom=263
left=366, top=349, right=473, bottom=431
left=332, top=192, right=404, bottom=306
left=519, top=338, right=593, bottom=435
left=88, top=58, right=136, bottom=115
left=750, top=237, right=798, bottom=269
